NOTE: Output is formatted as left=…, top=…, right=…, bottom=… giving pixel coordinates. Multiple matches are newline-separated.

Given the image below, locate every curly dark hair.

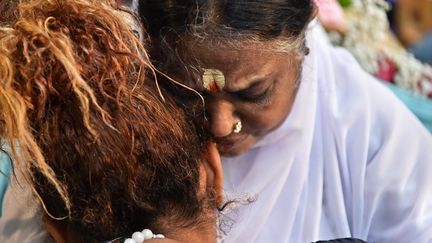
left=0, top=0, right=212, bottom=241
left=0, top=0, right=19, bottom=25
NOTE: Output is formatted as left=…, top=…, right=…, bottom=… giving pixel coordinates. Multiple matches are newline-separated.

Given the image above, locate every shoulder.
left=312, top=37, right=432, bottom=242
left=314, top=39, right=431, bottom=159
left=0, top=169, right=49, bottom=242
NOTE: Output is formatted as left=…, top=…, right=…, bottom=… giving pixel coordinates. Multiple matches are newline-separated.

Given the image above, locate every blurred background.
left=315, top=0, right=432, bottom=131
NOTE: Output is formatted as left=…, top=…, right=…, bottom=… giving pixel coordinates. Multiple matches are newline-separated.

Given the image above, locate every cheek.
left=243, top=87, right=295, bottom=137
left=244, top=101, right=292, bottom=136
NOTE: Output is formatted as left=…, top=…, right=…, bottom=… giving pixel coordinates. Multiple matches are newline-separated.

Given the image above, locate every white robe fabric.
left=218, top=25, right=432, bottom=243
left=0, top=171, right=50, bottom=242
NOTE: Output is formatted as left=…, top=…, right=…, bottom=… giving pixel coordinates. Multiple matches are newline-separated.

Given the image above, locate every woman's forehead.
left=181, top=44, right=293, bottom=90
left=187, top=43, right=272, bottom=65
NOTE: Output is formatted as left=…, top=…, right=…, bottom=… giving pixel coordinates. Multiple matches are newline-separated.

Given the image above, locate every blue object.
left=387, top=83, right=432, bottom=132
left=0, top=147, right=12, bottom=217
left=410, top=32, right=432, bottom=65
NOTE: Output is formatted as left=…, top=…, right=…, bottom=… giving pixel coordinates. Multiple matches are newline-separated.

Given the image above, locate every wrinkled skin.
left=178, top=43, right=302, bottom=156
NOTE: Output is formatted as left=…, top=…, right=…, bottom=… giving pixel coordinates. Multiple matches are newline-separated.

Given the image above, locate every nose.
left=207, top=99, right=236, bottom=138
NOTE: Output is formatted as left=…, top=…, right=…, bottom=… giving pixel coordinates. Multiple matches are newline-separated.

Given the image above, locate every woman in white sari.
left=137, top=0, right=432, bottom=242
left=0, top=0, right=224, bottom=242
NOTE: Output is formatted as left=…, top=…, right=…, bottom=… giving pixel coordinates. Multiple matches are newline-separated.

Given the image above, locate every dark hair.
left=138, top=0, right=315, bottom=79
left=0, top=0, right=19, bottom=25
left=139, top=0, right=314, bottom=39
left=0, top=0, right=211, bottom=241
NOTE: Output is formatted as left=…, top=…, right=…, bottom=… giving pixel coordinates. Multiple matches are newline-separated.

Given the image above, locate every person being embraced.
left=0, top=0, right=223, bottom=242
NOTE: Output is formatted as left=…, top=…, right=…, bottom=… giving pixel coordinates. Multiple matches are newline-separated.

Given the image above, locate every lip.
left=215, top=135, right=248, bottom=152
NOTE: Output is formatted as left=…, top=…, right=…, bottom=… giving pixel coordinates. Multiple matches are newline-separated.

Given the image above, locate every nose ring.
left=233, top=121, right=242, bottom=134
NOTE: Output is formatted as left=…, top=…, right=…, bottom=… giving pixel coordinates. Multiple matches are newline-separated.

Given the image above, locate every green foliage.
left=338, top=0, right=352, bottom=8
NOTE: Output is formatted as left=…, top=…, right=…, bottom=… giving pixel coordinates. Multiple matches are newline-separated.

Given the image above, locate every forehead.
left=182, top=42, right=293, bottom=90
left=190, top=43, right=276, bottom=70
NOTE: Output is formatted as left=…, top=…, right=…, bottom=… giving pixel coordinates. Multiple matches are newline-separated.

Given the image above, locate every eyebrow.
left=227, top=74, right=271, bottom=94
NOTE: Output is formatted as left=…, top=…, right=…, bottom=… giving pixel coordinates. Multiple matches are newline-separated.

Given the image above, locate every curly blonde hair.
left=0, top=0, right=210, bottom=241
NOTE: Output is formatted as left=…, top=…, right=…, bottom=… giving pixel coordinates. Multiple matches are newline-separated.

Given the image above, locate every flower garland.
left=325, top=0, right=432, bottom=98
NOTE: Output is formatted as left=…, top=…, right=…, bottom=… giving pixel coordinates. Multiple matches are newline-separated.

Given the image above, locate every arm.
left=326, top=46, right=432, bottom=242
left=356, top=78, right=432, bottom=242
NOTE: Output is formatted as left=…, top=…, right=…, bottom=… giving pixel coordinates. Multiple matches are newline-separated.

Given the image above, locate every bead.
left=142, top=229, right=153, bottom=240
left=124, top=238, right=136, bottom=243
left=132, top=232, right=145, bottom=243
left=154, top=234, right=165, bottom=239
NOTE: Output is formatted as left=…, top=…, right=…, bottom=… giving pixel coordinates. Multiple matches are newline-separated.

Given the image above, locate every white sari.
left=219, top=24, right=432, bottom=243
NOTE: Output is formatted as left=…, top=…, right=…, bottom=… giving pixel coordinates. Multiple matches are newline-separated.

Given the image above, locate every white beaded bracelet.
left=123, top=229, right=165, bottom=243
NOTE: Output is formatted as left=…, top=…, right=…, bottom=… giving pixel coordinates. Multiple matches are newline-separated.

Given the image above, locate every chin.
left=220, top=149, right=243, bottom=157
left=218, top=140, right=255, bottom=157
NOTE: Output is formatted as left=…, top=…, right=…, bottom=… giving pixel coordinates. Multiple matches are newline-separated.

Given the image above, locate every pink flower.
left=314, top=0, right=346, bottom=32
left=376, top=55, right=397, bottom=83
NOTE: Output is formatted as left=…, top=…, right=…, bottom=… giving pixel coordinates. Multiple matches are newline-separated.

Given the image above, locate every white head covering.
left=219, top=23, right=432, bottom=243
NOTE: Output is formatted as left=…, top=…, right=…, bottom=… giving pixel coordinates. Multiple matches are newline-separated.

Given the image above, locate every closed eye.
left=237, top=86, right=271, bottom=103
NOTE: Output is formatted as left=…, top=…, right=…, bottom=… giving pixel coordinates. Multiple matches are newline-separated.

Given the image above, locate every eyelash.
left=239, top=87, right=271, bottom=104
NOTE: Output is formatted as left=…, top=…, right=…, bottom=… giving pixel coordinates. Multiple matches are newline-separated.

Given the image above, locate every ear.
left=310, top=2, right=319, bottom=22
left=44, top=215, right=80, bottom=243
left=44, top=214, right=68, bottom=243
left=200, top=142, right=223, bottom=207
